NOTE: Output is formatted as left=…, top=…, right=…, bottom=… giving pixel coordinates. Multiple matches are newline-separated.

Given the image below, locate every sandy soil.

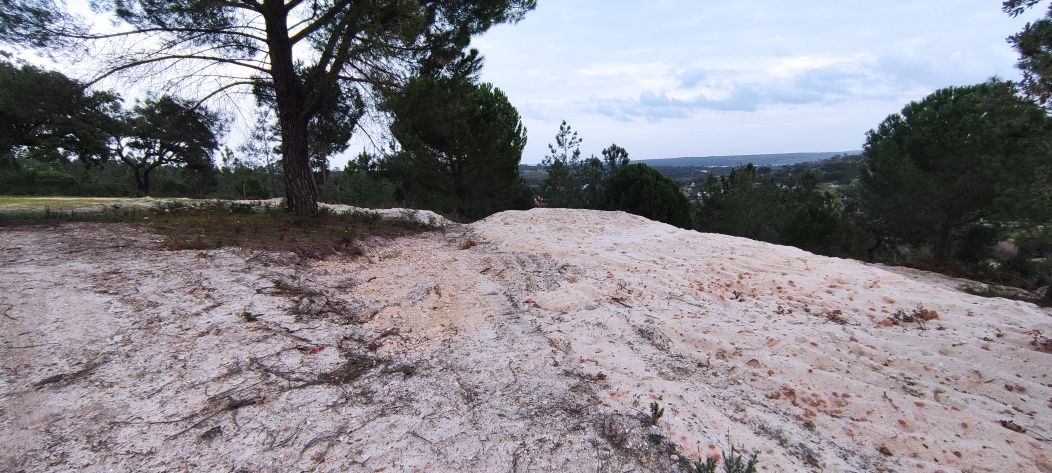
left=1, top=208, right=1050, bottom=472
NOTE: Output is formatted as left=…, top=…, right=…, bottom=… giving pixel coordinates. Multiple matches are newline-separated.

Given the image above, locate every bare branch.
left=45, top=25, right=267, bottom=43
left=288, top=0, right=355, bottom=44
left=192, top=80, right=260, bottom=110
left=87, top=54, right=272, bottom=86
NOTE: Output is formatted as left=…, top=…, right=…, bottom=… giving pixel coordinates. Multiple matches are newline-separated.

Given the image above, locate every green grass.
left=0, top=196, right=150, bottom=210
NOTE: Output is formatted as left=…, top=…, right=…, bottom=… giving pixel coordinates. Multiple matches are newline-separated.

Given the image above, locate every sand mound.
left=2, top=208, right=1050, bottom=472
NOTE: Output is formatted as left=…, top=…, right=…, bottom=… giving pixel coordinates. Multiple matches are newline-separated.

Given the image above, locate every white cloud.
left=475, top=0, right=1034, bottom=163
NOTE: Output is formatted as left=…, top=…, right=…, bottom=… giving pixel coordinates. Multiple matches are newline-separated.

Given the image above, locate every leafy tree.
left=541, top=120, right=585, bottom=207
left=604, top=163, right=692, bottom=228
left=0, top=60, right=119, bottom=164
left=386, top=76, right=529, bottom=219
left=110, top=96, right=223, bottom=196
left=580, top=155, right=608, bottom=209
left=778, top=174, right=850, bottom=253
left=254, top=80, right=364, bottom=201
left=1005, top=0, right=1052, bottom=300
left=330, top=152, right=398, bottom=208
left=601, top=143, right=630, bottom=173
left=695, top=164, right=791, bottom=242
left=217, top=146, right=270, bottom=199
left=859, top=79, right=1051, bottom=262
left=1005, top=0, right=1052, bottom=106
left=1, top=0, right=536, bottom=215
left=308, top=89, right=363, bottom=201
left=239, top=110, right=281, bottom=198
left=695, top=164, right=855, bottom=255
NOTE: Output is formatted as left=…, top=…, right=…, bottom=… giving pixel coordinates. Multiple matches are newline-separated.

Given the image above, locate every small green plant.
left=679, top=442, right=760, bottom=473
left=721, top=444, right=760, bottom=473
left=339, top=226, right=356, bottom=243
left=682, top=456, right=718, bottom=473
left=641, top=401, right=665, bottom=427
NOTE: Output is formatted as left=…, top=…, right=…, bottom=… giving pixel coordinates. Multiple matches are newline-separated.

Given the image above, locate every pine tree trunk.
left=934, top=224, right=952, bottom=263
left=277, top=113, right=318, bottom=215
left=133, top=167, right=149, bottom=196
left=263, top=1, right=318, bottom=216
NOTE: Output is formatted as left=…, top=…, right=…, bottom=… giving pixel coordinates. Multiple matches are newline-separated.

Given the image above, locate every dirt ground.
left=2, top=208, right=1051, bottom=472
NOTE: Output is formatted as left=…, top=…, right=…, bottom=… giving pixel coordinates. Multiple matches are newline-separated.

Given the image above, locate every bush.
left=955, top=224, right=1000, bottom=263
left=604, top=164, right=692, bottom=228
left=329, top=170, right=399, bottom=208
left=694, top=164, right=861, bottom=255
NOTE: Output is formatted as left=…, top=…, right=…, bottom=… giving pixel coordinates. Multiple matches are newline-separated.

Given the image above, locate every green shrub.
left=604, top=163, right=692, bottom=228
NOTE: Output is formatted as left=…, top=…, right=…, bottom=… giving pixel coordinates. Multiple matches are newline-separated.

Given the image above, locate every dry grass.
left=0, top=196, right=147, bottom=210
left=0, top=201, right=433, bottom=258
left=1030, top=330, right=1052, bottom=353
left=890, top=306, right=940, bottom=329
left=149, top=206, right=428, bottom=258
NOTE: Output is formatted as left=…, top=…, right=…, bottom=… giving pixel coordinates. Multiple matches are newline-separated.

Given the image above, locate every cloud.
left=587, top=52, right=989, bottom=122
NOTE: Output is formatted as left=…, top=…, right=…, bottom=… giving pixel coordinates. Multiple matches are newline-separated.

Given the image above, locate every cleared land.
left=1, top=207, right=1050, bottom=472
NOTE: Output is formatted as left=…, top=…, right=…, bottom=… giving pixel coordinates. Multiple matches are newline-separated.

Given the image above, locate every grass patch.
left=0, top=201, right=432, bottom=258
left=153, top=205, right=428, bottom=257
left=0, top=205, right=151, bottom=226
left=0, top=196, right=149, bottom=210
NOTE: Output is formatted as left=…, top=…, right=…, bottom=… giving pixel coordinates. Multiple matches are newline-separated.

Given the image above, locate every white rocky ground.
left=1, top=208, right=1050, bottom=472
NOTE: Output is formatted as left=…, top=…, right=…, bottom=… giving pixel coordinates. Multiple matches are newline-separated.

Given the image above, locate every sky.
left=472, top=1, right=1040, bottom=164
left=20, top=1, right=1040, bottom=167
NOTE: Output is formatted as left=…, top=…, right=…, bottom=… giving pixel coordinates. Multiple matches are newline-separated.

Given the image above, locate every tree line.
left=0, top=57, right=534, bottom=220
left=1, top=0, right=537, bottom=215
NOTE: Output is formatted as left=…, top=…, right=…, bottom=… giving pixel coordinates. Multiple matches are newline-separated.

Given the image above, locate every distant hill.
left=636, top=151, right=860, bottom=168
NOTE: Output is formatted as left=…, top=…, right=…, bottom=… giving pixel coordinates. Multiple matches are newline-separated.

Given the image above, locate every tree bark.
left=276, top=113, right=318, bottom=214
left=132, top=166, right=149, bottom=196
left=142, top=167, right=152, bottom=196
left=263, top=1, right=319, bottom=216
left=866, top=237, right=883, bottom=263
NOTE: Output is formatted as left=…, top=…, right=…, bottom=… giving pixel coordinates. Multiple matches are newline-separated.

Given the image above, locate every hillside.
left=2, top=208, right=1050, bottom=472
left=636, top=152, right=860, bottom=168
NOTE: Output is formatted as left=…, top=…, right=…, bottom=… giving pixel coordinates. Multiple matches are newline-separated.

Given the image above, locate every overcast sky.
left=473, top=1, right=1038, bottom=164
left=31, top=1, right=1039, bottom=167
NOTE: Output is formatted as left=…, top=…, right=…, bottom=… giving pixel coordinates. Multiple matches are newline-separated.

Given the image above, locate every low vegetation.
left=681, top=445, right=760, bottom=473
left=889, top=306, right=941, bottom=330
left=0, top=201, right=431, bottom=258
left=962, top=284, right=1052, bottom=308
left=640, top=401, right=665, bottom=428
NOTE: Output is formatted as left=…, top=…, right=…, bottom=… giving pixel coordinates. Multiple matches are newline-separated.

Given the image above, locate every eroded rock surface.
left=2, top=209, right=1050, bottom=472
